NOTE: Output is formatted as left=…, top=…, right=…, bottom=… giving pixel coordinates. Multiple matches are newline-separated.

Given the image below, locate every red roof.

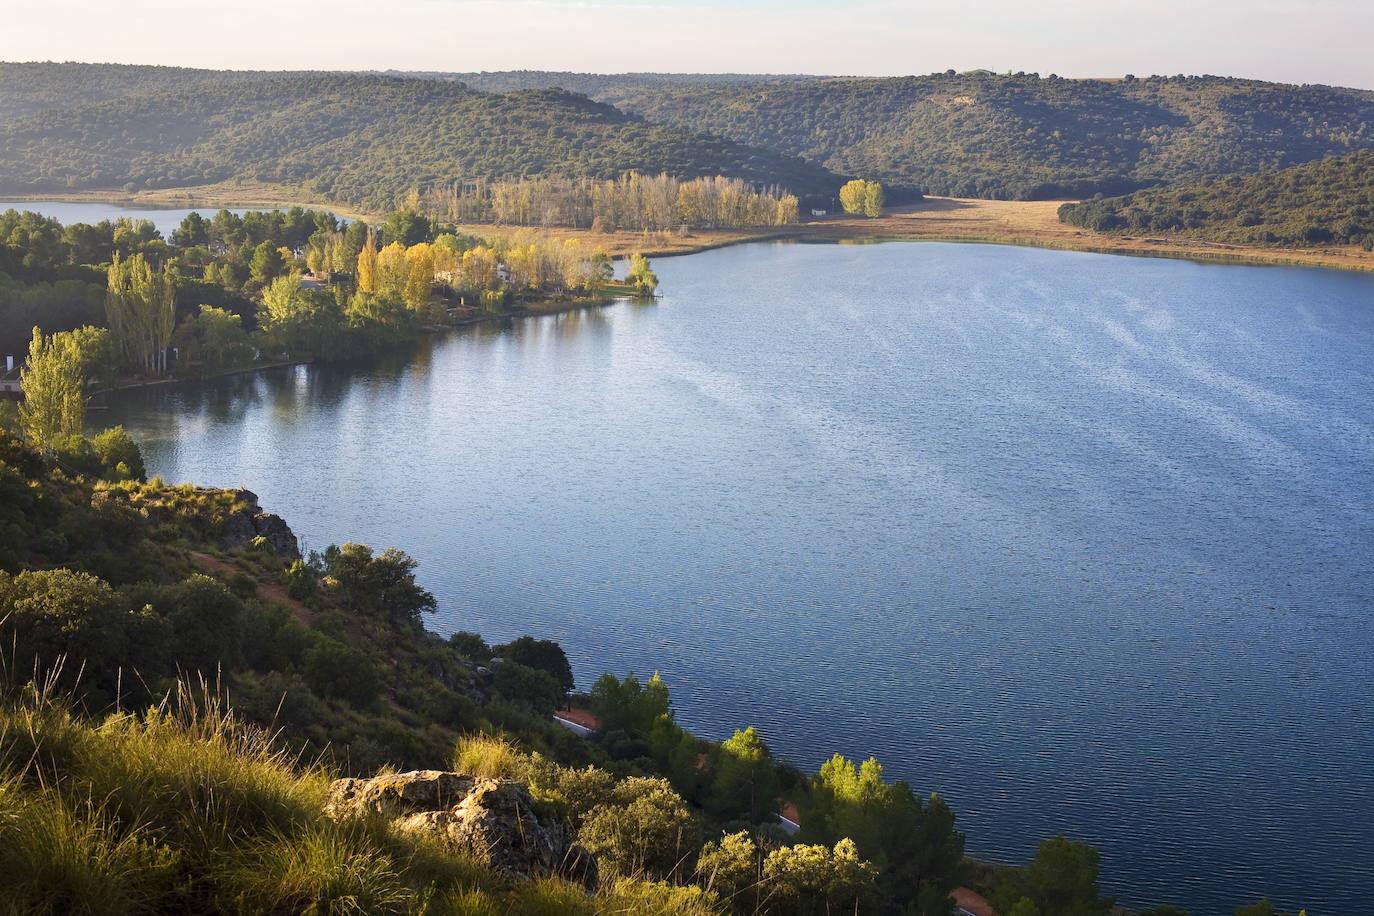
left=779, top=801, right=801, bottom=824
left=553, top=707, right=601, bottom=731
left=950, top=887, right=997, bottom=916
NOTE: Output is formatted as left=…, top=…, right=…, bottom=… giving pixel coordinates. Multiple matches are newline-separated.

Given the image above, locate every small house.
left=0, top=355, right=21, bottom=399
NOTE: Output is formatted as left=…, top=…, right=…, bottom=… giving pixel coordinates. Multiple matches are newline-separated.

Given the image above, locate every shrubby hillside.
left=601, top=72, right=1374, bottom=199
left=0, top=61, right=282, bottom=121
left=394, top=70, right=825, bottom=96
left=1058, top=150, right=1374, bottom=247
left=0, top=72, right=842, bottom=210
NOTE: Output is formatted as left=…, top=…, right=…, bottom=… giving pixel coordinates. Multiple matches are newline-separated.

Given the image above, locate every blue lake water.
left=0, top=199, right=342, bottom=237
left=100, top=241, right=1374, bottom=915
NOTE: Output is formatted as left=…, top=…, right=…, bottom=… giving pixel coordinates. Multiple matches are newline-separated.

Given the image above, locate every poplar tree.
left=19, top=327, right=85, bottom=449
left=105, top=252, right=176, bottom=375
left=356, top=230, right=380, bottom=294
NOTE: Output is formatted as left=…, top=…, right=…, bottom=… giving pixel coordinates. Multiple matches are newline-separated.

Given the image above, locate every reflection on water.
left=102, top=241, right=1374, bottom=916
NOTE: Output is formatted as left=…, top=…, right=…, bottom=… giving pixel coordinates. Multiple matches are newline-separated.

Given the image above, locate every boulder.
left=323, top=771, right=597, bottom=888
left=252, top=512, right=301, bottom=560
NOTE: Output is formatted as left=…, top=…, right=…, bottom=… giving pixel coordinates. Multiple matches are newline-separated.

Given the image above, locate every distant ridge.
left=0, top=68, right=843, bottom=211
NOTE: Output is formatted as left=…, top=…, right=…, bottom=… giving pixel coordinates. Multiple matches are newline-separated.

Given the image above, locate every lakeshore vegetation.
left=1057, top=150, right=1374, bottom=248
left=0, top=205, right=662, bottom=379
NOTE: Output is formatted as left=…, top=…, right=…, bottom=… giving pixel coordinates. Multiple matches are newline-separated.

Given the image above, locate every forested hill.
left=0, top=70, right=842, bottom=211
left=596, top=72, right=1374, bottom=199
left=1058, top=150, right=1374, bottom=247
left=0, top=61, right=283, bottom=121
left=391, top=70, right=827, bottom=96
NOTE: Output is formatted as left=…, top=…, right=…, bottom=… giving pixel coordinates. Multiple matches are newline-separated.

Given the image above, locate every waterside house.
left=1, top=355, right=21, bottom=400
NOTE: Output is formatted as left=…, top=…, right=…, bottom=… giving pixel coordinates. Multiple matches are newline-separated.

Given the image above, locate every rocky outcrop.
left=323, top=770, right=597, bottom=887
left=251, top=513, right=299, bottom=559
left=210, top=489, right=301, bottom=560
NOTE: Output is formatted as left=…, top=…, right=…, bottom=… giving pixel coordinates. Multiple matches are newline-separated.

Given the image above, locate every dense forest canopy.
left=1057, top=150, right=1374, bottom=247
left=0, top=61, right=292, bottom=121
left=391, top=70, right=829, bottom=96
left=0, top=71, right=842, bottom=211
left=595, top=72, right=1374, bottom=199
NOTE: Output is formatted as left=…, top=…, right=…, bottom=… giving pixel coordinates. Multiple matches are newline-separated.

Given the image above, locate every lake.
left=0, top=199, right=343, bottom=237
left=99, top=240, right=1373, bottom=915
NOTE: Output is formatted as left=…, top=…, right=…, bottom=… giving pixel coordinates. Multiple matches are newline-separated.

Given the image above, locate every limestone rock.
left=323, top=770, right=597, bottom=888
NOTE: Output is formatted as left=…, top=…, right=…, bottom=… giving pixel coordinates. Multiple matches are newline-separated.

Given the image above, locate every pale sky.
left=3, top=0, right=1372, bottom=90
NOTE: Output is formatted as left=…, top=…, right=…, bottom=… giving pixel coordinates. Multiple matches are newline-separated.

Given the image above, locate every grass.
left=0, top=682, right=735, bottom=915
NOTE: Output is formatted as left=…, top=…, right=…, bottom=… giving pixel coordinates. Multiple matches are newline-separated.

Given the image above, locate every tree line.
left=1058, top=150, right=1374, bottom=248
left=414, top=172, right=801, bottom=231
left=3, top=205, right=657, bottom=396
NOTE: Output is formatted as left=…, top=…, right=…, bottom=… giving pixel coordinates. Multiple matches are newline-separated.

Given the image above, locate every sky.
left=3, top=0, right=1372, bottom=89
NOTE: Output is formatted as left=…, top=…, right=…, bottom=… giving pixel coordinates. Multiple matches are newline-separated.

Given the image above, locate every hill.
left=1057, top=150, right=1374, bottom=247
left=392, top=70, right=827, bottom=96
left=595, top=72, right=1374, bottom=199
left=0, top=61, right=283, bottom=121
left=0, top=70, right=842, bottom=212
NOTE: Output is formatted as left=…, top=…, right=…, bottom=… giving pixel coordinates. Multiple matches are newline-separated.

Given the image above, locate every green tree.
left=696, top=831, right=760, bottom=905
left=0, top=568, right=128, bottom=685
left=249, top=241, right=287, bottom=286
left=105, top=252, right=176, bottom=375
left=18, top=327, right=84, bottom=450
left=626, top=254, right=658, bottom=295
left=189, top=305, right=250, bottom=374
left=709, top=726, right=781, bottom=825
left=577, top=777, right=700, bottom=880
left=493, top=635, right=574, bottom=692
left=91, top=426, right=146, bottom=481
left=1024, top=835, right=1112, bottom=916
left=322, top=542, right=436, bottom=626
left=761, top=837, right=878, bottom=915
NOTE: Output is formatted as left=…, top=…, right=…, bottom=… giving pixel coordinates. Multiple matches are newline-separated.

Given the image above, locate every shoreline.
left=10, top=188, right=1373, bottom=274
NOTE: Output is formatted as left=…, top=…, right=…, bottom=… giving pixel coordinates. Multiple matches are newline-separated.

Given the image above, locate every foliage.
left=577, top=776, right=700, bottom=880
left=607, top=71, right=1374, bottom=199
left=0, top=72, right=841, bottom=210
left=1059, top=150, right=1374, bottom=247
left=839, top=179, right=885, bottom=217
left=761, top=838, right=879, bottom=915
left=319, top=542, right=437, bottom=626
left=105, top=252, right=176, bottom=375
left=801, top=753, right=964, bottom=911
left=494, top=636, right=575, bottom=692
left=18, top=327, right=85, bottom=449
left=626, top=254, right=659, bottom=295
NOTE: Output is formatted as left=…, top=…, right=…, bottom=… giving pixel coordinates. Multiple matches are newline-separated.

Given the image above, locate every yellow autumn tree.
left=402, top=243, right=434, bottom=310
left=356, top=230, right=379, bottom=294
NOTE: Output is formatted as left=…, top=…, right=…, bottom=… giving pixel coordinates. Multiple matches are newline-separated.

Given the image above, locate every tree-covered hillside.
left=397, top=70, right=826, bottom=96
left=0, top=61, right=281, bottom=121
left=600, top=72, right=1374, bottom=199
left=0, top=72, right=841, bottom=211
left=1058, top=150, right=1374, bottom=247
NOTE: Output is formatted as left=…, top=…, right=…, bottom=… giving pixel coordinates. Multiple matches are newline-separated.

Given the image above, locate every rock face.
left=324, top=771, right=597, bottom=887
left=251, top=513, right=300, bottom=559
left=211, top=489, right=301, bottom=560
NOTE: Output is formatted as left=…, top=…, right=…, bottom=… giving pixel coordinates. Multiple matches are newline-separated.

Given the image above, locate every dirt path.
left=189, top=551, right=312, bottom=626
